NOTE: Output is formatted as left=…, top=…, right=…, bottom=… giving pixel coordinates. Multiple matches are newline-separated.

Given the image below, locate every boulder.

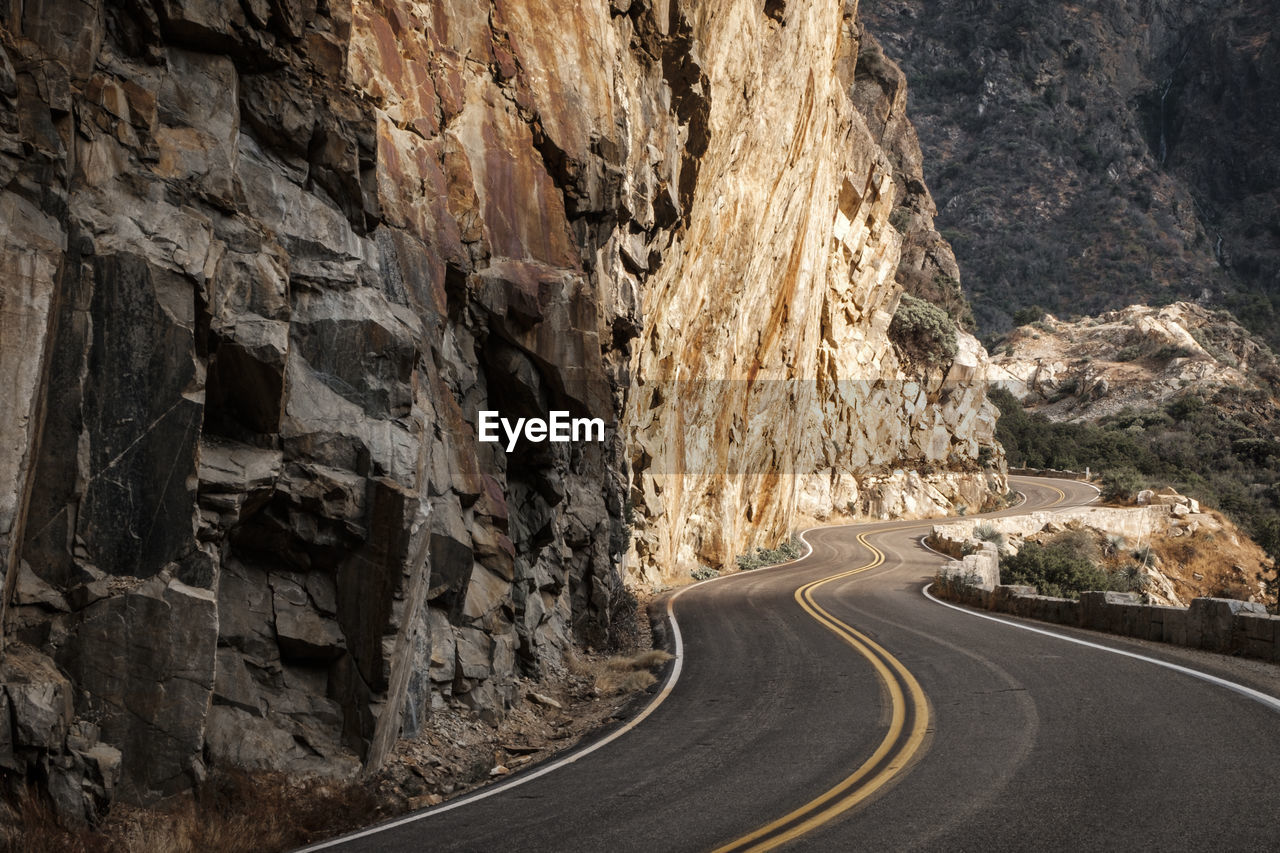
left=57, top=579, right=217, bottom=802
left=271, top=574, right=346, bottom=662
left=1, top=648, right=73, bottom=751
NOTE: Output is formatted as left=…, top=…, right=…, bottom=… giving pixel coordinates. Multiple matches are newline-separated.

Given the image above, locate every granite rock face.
left=622, top=7, right=1004, bottom=582
left=0, top=0, right=1002, bottom=820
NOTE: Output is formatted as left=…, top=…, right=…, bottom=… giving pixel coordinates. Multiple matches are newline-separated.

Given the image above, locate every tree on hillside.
left=1254, top=514, right=1280, bottom=612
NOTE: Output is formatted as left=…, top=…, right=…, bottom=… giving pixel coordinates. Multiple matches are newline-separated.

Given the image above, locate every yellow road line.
left=712, top=529, right=931, bottom=853
left=714, top=480, right=1068, bottom=851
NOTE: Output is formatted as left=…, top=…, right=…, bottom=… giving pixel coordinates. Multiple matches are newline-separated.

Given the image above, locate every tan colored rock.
left=621, top=3, right=1003, bottom=583
left=990, top=302, right=1278, bottom=422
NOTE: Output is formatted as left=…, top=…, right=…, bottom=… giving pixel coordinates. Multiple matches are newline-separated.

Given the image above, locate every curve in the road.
left=712, top=486, right=1073, bottom=851
left=712, top=527, right=930, bottom=852
left=302, top=480, right=1068, bottom=853
left=300, top=477, right=1280, bottom=853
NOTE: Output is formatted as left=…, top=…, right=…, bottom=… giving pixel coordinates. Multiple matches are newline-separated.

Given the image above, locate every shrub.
left=1049, top=528, right=1100, bottom=561
left=974, top=523, right=1005, bottom=547
left=691, top=566, right=719, bottom=581
left=1112, top=564, right=1149, bottom=593
left=1151, top=344, right=1197, bottom=361
left=999, top=540, right=1111, bottom=599
left=1013, top=305, right=1047, bottom=325
left=1114, top=345, right=1141, bottom=362
left=889, top=206, right=912, bottom=233
left=1166, top=394, right=1206, bottom=420
left=735, top=535, right=802, bottom=571
left=933, top=568, right=982, bottom=597
left=1101, top=466, right=1143, bottom=502
left=890, top=293, right=959, bottom=369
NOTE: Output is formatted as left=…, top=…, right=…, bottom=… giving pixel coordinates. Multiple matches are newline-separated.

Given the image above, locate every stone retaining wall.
left=934, top=582, right=1280, bottom=663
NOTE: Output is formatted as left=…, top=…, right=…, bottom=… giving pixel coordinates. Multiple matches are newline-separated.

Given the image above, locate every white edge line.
left=297, top=531, right=820, bottom=851
left=919, top=580, right=1280, bottom=715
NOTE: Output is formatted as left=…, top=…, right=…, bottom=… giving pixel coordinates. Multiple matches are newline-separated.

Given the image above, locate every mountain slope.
left=864, top=0, right=1280, bottom=343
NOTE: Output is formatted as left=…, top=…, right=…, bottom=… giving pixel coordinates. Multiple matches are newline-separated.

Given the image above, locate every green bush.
left=736, top=534, right=803, bottom=571
left=1050, top=528, right=1100, bottom=561
left=1101, top=466, right=1144, bottom=502
left=1012, top=305, right=1047, bottom=326
left=890, top=206, right=912, bottom=233
left=1114, top=345, right=1141, bottom=362
left=1113, top=564, right=1149, bottom=593
left=999, top=540, right=1111, bottom=599
left=890, top=293, right=959, bottom=369
left=1151, top=344, right=1197, bottom=361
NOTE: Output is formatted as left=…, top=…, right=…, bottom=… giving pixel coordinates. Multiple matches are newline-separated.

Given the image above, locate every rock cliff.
left=0, top=0, right=1002, bottom=822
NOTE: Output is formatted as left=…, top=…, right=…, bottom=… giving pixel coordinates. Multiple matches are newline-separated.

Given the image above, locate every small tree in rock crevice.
left=889, top=293, right=959, bottom=370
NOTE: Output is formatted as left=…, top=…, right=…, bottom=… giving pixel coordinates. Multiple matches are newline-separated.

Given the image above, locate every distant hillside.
left=864, top=0, right=1280, bottom=345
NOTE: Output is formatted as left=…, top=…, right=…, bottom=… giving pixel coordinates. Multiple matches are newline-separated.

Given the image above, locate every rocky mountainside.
left=620, top=9, right=1005, bottom=586
left=0, top=0, right=1002, bottom=824
left=863, top=0, right=1280, bottom=344
left=988, top=302, right=1280, bottom=581
left=990, top=301, right=1280, bottom=422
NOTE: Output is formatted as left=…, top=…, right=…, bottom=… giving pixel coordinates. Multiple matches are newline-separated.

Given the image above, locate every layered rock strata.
left=0, top=0, right=1003, bottom=821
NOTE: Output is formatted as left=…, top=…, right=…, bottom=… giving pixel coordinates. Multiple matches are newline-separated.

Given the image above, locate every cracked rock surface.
left=0, top=0, right=1003, bottom=822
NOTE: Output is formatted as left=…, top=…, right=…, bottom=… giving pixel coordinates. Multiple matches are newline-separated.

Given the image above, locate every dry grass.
left=595, top=669, right=657, bottom=694
left=0, top=788, right=110, bottom=853
left=923, top=533, right=968, bottom=560
left=1150, top=516, right=1270, bottom=603
left=565, top=647, right=674, bottom=696
left=594, top=650, right=672, bottom=695
left=605, top=649, right=672, bottom=671
left=2, top=771, right=382, bottom=853
left=132, top=771, right=380, bottom=852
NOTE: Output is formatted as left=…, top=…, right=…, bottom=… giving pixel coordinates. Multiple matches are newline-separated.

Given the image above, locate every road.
left=308, top=477, right=1280, bottom=852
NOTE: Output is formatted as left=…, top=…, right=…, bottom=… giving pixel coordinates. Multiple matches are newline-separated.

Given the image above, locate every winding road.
left=307, top=477, right=1280, bottom=852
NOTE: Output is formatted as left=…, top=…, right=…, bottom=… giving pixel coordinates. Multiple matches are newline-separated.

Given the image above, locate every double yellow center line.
left=713, top=528, right=932, bottom=852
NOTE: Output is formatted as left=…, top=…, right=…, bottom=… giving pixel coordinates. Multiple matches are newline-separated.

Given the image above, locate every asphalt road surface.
left=307, top=477, right=1280, bottom=852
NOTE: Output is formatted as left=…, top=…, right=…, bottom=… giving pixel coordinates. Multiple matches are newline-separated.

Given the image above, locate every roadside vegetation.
left=1, top=770, right=381, bottom=853
left=991, top=386, right=1280, bottom=601
left=997, top=529, right=1148, bottom=600
left=735, top=535, right=804, bottom=571
left=889, top=293, right=959, bottom=369
left=973, top=522, right=1005, bottom=547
